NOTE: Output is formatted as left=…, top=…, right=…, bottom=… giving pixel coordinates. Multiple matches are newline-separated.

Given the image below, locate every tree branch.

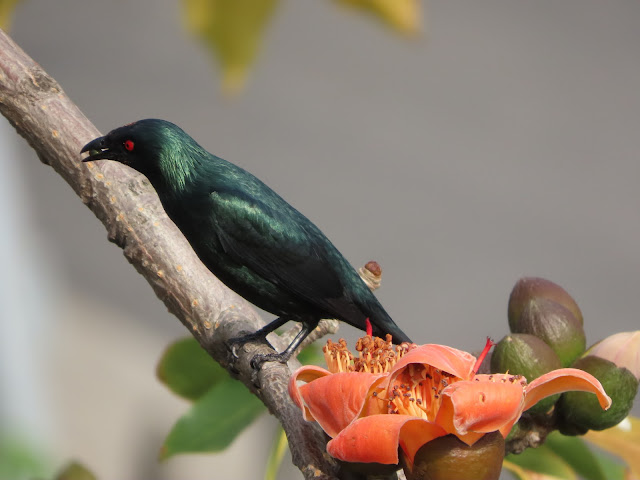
left=0, top=28, right=340, bottom=479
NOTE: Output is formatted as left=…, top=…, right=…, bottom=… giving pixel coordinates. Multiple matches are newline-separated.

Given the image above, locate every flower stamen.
left=323, top=335, right=416, bottom=374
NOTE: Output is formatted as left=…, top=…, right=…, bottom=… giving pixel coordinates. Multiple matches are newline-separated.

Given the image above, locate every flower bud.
left=557, top=355, right=639, bottom=435
left=491, top=333, right=562, bottom=414
left=586, top=331, right=640, bottom=380
left=403, top=432, right=504, bottom=480
left=508, top=277, right=583, bottom=331
left=512, top=298, right=586, bottom=367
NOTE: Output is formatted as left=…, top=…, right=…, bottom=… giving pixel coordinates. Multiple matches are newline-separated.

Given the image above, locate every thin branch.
left=0, top=28, right=339, bottom=480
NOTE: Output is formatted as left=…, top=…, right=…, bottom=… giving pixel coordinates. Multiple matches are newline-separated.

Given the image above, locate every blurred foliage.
left=505, top=444, right=578, bottom=480
left=3, top=0, right=422, bottom=92
left=182, top=0, right=279, bottom=95
left=264, top=427, right=288, bottom=480
left=0, top=0, right=19, bottom=30
left=0, top=434, right=49, bottom=480
left=156, top=336, right=321, bottom=462
left=584, top=416, right=640, bottom=479
left=157, top=337, right=266, bottom=458
left=53, top=462, right=97, bottom=480
left=504, top=426, right=634, bottom=480
left=156, top=336, right=229, bottom=400
left=543, top=432, right=616, bottom=480
left=335, top=0, right=422, bottom=35
left=159, top=376, right=266, bottom=459
left=181, top=0, right=423, bottom=94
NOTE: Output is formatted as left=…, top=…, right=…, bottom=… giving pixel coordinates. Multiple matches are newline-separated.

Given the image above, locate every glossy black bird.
left=81, top=119, right=412, bottom=366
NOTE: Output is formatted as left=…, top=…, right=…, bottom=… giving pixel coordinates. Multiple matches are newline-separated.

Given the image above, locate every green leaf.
left=544, top=432, right=606, bottom=480
left=587, top=451, right=626, bottom=480
left=0, top=435, right=48, bottom=480
left=160, top=376, right=266, bottom=459
left=297, top=343, right=323, bottom=366
left=156, top=337, right=229, bottom=401
left=505, top=445, right=577, bottom=480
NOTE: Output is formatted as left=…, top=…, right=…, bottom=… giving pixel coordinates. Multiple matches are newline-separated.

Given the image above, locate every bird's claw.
left=250, top=355, right=267, bottom=371
left=250, top=352, right=288, bottom=370
left=226, top=332, right=254, bottom=360
left=249, top=354, right=284, bottom=388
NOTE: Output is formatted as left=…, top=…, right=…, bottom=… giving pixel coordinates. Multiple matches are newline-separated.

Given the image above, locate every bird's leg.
left=227, top=316, right=290, bottom=359
left=249, top=319, right=318, bottom=370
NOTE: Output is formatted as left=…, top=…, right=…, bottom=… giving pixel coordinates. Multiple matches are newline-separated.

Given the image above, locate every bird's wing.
left=209, top=190, right=351, bottom=312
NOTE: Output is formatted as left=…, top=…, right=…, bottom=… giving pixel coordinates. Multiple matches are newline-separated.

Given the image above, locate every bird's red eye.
left=124, top=140, right=135, bottom=151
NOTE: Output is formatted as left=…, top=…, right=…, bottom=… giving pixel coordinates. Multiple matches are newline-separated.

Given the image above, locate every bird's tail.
left=368, top=306, right=412, bottom=344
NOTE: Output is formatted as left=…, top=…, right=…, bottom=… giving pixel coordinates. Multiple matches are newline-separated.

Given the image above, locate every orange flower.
left=289, top=336, right=611, bottom=469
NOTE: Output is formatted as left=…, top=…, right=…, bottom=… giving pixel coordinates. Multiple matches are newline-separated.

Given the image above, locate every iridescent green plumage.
left=81, top=119, right=412, bottom=365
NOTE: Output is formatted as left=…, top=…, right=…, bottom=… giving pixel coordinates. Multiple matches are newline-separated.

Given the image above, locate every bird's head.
left=81, top=119, right=201, bottom=189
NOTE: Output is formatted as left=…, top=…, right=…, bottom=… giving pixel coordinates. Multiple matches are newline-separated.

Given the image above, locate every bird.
left=81, top=119, right=412, bottom=367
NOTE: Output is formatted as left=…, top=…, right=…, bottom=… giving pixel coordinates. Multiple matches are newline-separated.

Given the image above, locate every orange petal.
left=436, top=374, right=526, bottom=443
left=288, top=365, right=332, bottom=421
left=524, top=368, right=612, bottom=412
left=327, top=415, right=447, bottom=466
left=390, top=344, right=477, bottom=380
left=297, top=372, right=388, bottom=437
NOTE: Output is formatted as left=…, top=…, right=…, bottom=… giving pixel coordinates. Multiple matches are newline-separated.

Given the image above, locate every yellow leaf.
left=264, top=427, right=288, bottom=480
left=335, top=0, right=423, bottom=36
left=0, top=0, right=20, bottom=31
left=182, top=0, right=279, bottom=95
left=503, top=459, right=570, bottom=480
left=583, top=416, right=640, bottom=479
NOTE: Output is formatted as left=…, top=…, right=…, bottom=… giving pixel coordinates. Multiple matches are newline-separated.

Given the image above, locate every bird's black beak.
left=81, top=136, right=116, bottom=162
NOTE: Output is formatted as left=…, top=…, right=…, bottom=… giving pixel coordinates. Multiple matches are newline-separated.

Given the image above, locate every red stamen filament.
left=473, top=337, right=495, bottom=375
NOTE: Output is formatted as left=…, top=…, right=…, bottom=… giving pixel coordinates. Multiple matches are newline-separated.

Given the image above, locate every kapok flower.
left=289, top=336, right=611, bottom=469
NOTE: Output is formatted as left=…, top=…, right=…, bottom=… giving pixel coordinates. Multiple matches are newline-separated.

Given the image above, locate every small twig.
left=505, top=412, right=555, bottom=454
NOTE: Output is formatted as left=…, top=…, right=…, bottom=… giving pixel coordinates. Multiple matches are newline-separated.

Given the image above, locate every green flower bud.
left=508, top=277, right=583, bottom=331
left=491, top=333, right=562, bottom=414
left=403, top=432, right=504, bottom=480
left=512, top=298, right=586, bottom=367
left=557, top=355, right=638, bottom=435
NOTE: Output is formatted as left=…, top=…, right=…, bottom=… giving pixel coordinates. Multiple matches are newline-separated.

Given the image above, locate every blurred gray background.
left=1, top=0, right=639, bottom=478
